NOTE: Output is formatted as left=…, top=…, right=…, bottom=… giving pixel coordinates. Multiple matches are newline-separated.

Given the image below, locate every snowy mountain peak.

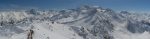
left=77, top=5, right=107, bottom=13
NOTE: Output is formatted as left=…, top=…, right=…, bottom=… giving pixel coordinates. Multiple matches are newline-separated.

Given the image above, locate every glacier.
left=0, top=5, right=150, bottom=39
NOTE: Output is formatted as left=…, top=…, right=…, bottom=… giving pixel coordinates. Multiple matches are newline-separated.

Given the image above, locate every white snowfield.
left=0, top=6, right=150, bottom=39
left=10, top=21, right=83, bottom=39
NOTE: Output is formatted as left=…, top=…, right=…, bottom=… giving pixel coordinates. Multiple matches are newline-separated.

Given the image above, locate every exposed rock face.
left=27, top=30, right=34, bottom=39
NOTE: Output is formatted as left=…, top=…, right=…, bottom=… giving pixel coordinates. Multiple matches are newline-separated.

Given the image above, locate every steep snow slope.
left=0, top=5, right=150, bottom=39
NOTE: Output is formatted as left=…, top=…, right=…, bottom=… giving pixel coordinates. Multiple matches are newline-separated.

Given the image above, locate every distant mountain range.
left=0, top=5, right=150, bottom=39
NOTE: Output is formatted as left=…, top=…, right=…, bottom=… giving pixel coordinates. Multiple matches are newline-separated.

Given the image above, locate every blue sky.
left=0, top=0, right=150, bottom=13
